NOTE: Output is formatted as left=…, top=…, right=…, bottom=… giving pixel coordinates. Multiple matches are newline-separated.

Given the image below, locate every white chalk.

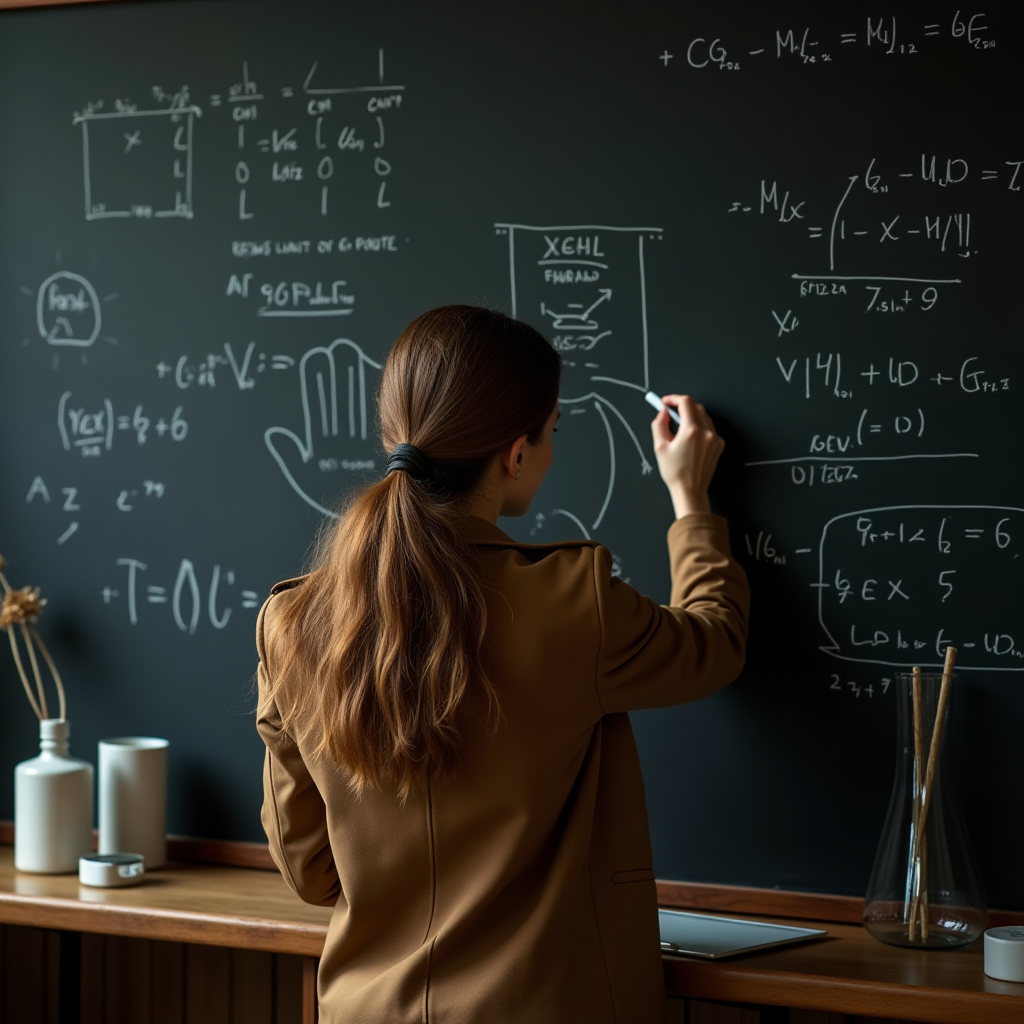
left=644, top=391, right=682, bottom=424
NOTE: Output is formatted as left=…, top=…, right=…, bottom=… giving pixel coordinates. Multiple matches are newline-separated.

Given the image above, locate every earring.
left=514, top=468, right=521, bottom=480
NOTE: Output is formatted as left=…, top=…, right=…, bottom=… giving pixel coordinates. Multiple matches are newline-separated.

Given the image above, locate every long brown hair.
left=268, top=305, right=560, bottom=798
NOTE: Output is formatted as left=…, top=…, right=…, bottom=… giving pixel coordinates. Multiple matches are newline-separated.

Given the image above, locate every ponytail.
left=267, top=306, right=560, bottom=797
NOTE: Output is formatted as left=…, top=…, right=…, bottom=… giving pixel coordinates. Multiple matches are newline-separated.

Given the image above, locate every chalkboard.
left=1, top=0, right=1021, bottom=909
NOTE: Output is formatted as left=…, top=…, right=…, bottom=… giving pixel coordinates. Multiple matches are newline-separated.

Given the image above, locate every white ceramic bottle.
left=14, top=719, right=93, bottom=873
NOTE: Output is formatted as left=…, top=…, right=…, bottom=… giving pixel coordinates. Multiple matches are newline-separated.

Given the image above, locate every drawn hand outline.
left=265, top=337, right=383, bottom=518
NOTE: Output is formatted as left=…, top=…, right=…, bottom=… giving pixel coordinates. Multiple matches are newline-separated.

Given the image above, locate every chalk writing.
left=676, top=11, right=999, bottom=74
left=57, top=392, right=187, bottom=457
left=815, top=506, right=1024, bottom=672
left=104, top=557, right=260, bottom=633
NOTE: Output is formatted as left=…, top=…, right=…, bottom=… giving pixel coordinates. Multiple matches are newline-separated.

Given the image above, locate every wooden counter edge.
left=4, top=824, right=1022, bottom=928
left=0, top=1, right=118, bottom=10
left=0, top=890, right=327, bottom=957
left=3, top=863, right=1021, bottom=1023
left=664, top=960, right=1023, bottom=1024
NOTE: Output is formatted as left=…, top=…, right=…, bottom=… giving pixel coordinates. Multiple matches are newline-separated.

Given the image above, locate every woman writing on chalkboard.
left=256, top=306, right=748, bottom=1023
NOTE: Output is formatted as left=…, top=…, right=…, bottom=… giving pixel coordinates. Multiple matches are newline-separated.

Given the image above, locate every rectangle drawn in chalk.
left=74, top=108, right=198, bottom=221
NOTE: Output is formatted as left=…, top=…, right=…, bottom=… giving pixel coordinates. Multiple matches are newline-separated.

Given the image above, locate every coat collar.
left=462, top=515, right=593, bottom=550
left=463, top=515, right=517, bottom=546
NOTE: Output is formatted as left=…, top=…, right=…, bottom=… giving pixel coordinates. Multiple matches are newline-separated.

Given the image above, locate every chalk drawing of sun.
left=19, top=250, right=119, bottom=368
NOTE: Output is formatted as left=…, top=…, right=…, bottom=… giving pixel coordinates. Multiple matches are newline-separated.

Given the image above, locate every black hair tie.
left=385, top=443, right=446, bottom=494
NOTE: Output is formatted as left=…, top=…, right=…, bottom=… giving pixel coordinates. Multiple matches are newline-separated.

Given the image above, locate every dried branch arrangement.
left=0, top=554, right=66, bottom=721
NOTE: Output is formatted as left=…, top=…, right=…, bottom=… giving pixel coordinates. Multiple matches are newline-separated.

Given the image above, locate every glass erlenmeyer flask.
left=863, top=672, right=986, bottom=948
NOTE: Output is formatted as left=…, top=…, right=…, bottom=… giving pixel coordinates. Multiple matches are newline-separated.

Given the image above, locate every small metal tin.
left=984, top=926, right=1024, bottom=983
left=79, top=852, right=145, bottom=888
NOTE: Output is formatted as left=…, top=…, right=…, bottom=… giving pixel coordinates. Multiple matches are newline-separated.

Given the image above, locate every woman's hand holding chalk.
left=644, top=390, right=681, bottom=424
left=648, top=393, right=725, bottom=519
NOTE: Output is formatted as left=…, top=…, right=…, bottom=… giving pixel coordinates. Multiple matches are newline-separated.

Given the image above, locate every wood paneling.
left=2, top=924, right=46, bottom=1024
left=231, top=949, right=273, bottom=1024
left=44, top=930, right=60, bottom=1024
left=185, top=944, right=231, bottom=1024
left=105, top=934, right=150, bottom=1024
left=301, top=955, right=317, bottom=1024
left=1, top=922, right=1011, bottom=1024
left=275, top=954, right=303, bottom=1024
left=151, top=942, right=185, bottom=1024
left=1, top=925, right=311, bottom=1024
left=690, top=1004, right=760, bottom=1024
left=79, top=933, right=104, bottom=1024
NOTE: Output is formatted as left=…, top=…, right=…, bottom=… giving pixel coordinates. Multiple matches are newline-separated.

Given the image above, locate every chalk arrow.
left=583, top=289, right=612, bottom=319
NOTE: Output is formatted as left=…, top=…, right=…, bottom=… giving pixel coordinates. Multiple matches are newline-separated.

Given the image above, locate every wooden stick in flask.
left=909, top=665, right=924, bottom=941
left=919, top=835, right=930, bottom=941
left=912, top=666, right=925, bottom=805
left=919, top=645, right=957, bottom=834
left=909, top=646, right=957, bottom=937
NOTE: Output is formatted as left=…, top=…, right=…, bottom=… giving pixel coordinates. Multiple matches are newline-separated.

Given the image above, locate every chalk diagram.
left=73, top=94, right=200, bottom=221
left=265, top=338, right=383, bottom=517
left=17, top=260, right=119, bottom=368
left=494, top=223, right=662, bottom=540
left=815, top=505, right=1024, bottom=672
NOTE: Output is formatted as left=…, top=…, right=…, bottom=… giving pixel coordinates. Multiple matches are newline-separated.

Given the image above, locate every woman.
left=256, top=305, right=748, bottom=1023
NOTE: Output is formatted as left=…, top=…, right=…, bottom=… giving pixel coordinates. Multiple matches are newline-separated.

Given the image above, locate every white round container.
left=984, top=926, right=1024, bottom=983
left=15, top=719, right=93, bottom=873
left=79, top=852, right=145, bottom=888
left=98, top=736, right=169, bottom=869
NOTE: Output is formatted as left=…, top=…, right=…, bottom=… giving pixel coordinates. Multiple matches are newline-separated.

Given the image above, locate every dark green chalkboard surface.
left=2, top=0, right=1022, bottom=908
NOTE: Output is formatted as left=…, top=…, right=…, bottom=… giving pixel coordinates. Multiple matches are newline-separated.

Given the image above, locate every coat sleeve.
left=595, top=513, right=749, bottom=713
left=256, top=595, right=341, bottom=908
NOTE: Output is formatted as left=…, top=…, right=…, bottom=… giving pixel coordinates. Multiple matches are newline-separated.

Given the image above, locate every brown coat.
left=257, top=513, right=748, bottom=1024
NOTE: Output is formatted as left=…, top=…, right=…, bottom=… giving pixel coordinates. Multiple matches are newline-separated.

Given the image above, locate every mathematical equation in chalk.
left=769, top=353, right=1011, bottom=399
left=103, top=557, right=261, bottom=634
left=221, top=56, right=403, bottom=220
left=814, top=506, right=1024, bottom=671
left=23, top=476, right=166, bottom=546
left=732, top=159, right=1022, bottom=279
left=57, top=392, right=187, bottom=457
left=745, top=389, right=985, bottom=480
left=666, top=11, right=997, bottom=73
left=790, top=283, right=944, bottom=317
left=726, top=142, right=1020, bottom=490
left=72, top=51, right=405, bottom=224
left=156, top=342, right=295, bottom=392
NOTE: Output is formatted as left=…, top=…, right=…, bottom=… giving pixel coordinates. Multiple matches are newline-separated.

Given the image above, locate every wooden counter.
left=0, top=847, right=330, bottom=957
left=1, top=848, right=1021, bottom=1023
left=663, top=914, right=1024, bottom=1024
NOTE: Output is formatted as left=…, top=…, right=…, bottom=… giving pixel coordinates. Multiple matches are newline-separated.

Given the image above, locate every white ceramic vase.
left=14, top=718, right=93, bottom=873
